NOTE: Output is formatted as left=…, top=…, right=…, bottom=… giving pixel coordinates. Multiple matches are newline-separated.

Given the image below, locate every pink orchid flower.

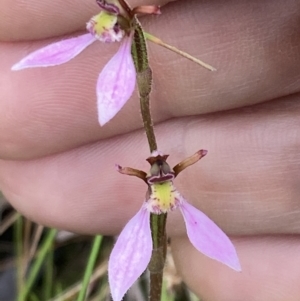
left=11, top=11, right=136, bottom=126
left=109, top=150, right=241, bottom=301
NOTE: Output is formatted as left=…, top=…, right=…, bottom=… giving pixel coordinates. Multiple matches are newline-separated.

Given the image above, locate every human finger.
left=1, top=0, right=300, bottom=159
left=172, top=236, right=300, bottom=301
left=0, top=0, right=173, bottom=41
left=0, top=95, right=299, bottom=234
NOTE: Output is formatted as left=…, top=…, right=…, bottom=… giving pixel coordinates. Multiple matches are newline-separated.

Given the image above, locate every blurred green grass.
left=0, top=200, right=200, bottom=301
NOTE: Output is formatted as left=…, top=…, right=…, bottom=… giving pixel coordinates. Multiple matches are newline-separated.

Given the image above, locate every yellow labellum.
left=149, top=181, right=178, bottom=213
left=90, top=11, right=118, bottom=36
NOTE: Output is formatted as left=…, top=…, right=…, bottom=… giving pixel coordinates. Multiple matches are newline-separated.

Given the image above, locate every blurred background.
left=0, top=192, right=200, bottom=301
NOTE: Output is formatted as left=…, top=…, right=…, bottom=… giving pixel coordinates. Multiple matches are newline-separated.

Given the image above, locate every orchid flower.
left=11, top=9, right=136, bottom=126
left=109, top=150, right=241, bottom=301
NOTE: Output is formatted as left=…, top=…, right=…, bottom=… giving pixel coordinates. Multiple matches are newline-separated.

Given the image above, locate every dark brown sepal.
left=146, top=154, right=169, bottom=165
left=115, top=164, right=147, bottom=182
left=173, top=149, right=208, bottom=177
left=96, top=0, right=120, bottom=14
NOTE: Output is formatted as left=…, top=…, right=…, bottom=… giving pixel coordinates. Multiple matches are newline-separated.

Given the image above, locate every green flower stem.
left=77, top=235, right=103, bottom=301
left=132, top=20, right=157, bottom=152
left=44, top=246, right=54, bottom=300
left=149, top=214, right=167, bottom=301
left=14, top=214, right=23, bottom=301
left=132, top=19, right=167, bottom=301
left=19, top=228, right=57, bottom=301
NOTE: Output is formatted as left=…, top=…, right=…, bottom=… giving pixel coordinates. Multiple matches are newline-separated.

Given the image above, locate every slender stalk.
left=76, top=235, right=103, bottom=301
left=19, top=228, right=57, bottom=301
left=149, top=214, right=167, bottom=301
left=44, top=246, right=54, bottom=300
left=14, top=215, right=23, bottom=301
left=132, top=19, right=157, bottom=152
left=138, top=66, right=157, bottom=152
left=144, top=32, right=216, bottom=71
left=132, top=19, right=167, bottom=301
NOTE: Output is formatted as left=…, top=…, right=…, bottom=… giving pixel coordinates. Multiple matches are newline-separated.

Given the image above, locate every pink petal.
left=11, top=34, right=96, bottom=70
left=97, top=33, right=136, bottom=125
left=179, top=199, right=241, bottom=271
left=108, top=206, right=152, bottom=301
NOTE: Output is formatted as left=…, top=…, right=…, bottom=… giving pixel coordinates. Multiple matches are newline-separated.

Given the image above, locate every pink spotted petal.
left=97, top=33, right=136, bottom=125
left=179, top=198, right=241, bottom=271
left=108, top=206, right=152, bottom=301
left=11, top=34, right=96, bottom=70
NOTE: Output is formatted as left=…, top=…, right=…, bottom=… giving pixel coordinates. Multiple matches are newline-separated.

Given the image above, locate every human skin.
left=1, top=0, right=300, bottom=300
